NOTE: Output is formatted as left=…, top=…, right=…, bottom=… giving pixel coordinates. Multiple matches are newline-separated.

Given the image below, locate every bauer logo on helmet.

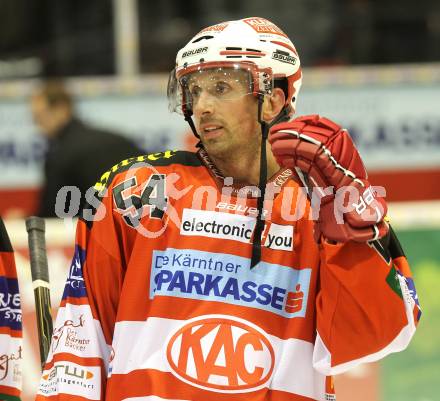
left=182, top=47, right=208, bottom=59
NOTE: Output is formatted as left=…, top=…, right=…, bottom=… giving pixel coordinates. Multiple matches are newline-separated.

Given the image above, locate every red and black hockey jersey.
left=36, top=150, right=420, bottom=401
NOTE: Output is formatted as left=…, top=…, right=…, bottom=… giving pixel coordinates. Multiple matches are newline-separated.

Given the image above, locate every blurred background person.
left=30, top=80, right=143, bottom=217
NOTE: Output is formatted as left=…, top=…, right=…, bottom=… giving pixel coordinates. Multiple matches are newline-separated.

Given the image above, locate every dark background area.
left=0, top=0, right=439, bottom=78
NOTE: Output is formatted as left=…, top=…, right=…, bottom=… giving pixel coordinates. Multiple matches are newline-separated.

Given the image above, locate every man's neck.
left=48, top=116, right=75, bottom=140
left=209, top=145, right=280, bottom=186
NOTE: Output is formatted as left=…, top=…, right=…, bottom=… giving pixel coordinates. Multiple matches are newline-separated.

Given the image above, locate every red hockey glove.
left=269, top=114, right=388, bottom=243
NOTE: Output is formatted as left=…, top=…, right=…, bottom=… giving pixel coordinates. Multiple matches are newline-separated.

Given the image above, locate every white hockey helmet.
left=168, top=17, right=302, bottom=117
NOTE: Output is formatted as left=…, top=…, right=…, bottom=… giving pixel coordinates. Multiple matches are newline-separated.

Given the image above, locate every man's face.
left=187, top=68, right=260, bottom=159
left=30, top=95, right=67, bottom=138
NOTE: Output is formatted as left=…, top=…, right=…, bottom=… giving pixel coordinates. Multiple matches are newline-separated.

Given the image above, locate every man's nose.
left=194, top=90, right=215, bottom=115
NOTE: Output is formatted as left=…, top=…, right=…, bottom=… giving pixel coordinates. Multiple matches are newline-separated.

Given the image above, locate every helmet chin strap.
left=250, top=99, right=290, bottom=269
left=184, top=111, right=204, bottom=149
left=250, top=94, right=269, bottom=269
left=184, top=111, right=199, bottom=138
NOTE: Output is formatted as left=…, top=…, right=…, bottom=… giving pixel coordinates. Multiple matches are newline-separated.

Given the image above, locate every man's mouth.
left=202, top=125, right=223, bottom=136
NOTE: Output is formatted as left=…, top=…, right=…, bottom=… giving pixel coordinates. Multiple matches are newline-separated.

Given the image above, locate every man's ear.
left=262, top=88, right=286, bottom=122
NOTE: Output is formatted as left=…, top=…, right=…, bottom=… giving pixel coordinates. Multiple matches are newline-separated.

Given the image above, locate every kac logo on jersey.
left=166, top=315, right=274, bottom=393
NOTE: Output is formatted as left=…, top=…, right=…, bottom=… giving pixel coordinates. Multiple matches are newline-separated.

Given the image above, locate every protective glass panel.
left=168, top=65, right=260, bottom=115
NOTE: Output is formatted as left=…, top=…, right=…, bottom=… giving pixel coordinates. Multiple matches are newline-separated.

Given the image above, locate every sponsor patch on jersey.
left=180, top=209, right=293, bottom=251
left=181, top=209, right=255, bottom=244
left=166, top=314, right=274, bottom=393
left=403, top=274, right=422, bottom=322
left=52, top=310, right=90, bottom=355
left=38, top=361, right=101, bottom=399
left=0, top=340, right=22, bottom=386
left=62, top=246, right=87, bottom=300
left=150, top=248, right=310, bottom=318
left=0, top=277, right=21, bottom=330
left=396, top=270, right=422, bottom=322
left=49, top=304, right=110, bottom=364
left=264, top=222, right=293, bottom=251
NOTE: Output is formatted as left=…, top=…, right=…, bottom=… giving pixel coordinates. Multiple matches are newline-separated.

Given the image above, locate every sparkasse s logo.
left=166, top=315, right=275, bottom=393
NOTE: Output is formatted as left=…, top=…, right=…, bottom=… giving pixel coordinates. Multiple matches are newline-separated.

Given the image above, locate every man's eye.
left=190, top=86, right=201, bottom=97
left=215, top=82, right=230, bottom=95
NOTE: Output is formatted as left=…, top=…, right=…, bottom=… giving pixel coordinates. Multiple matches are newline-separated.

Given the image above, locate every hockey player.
left=36, top=17, right=420, bottom=401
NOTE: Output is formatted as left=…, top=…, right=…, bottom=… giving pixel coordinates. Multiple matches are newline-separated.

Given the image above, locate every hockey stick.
left=26, top=216, right=53, bottom=370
